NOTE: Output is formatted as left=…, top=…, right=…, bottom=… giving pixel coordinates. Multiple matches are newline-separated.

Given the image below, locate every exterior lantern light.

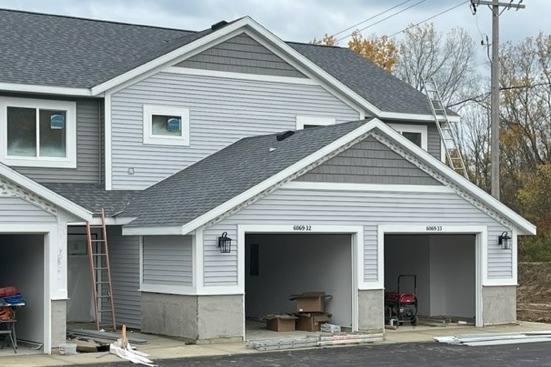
left=498, top=231, right=512, bottom=250
left=218, top=232, right=232, bottom=253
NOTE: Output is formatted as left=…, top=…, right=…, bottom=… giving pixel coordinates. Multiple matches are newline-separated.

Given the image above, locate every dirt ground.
left=517, top=262, right=551, bottom=323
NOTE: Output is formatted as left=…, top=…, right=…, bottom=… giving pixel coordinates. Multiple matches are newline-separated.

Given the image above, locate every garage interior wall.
left=245, top=233, right=352, bottom=327
left=67, top=228, right=94, bottom=322
left=384, top=234, right=475, bottom=318
left=0, top=234, right=45, bottom=345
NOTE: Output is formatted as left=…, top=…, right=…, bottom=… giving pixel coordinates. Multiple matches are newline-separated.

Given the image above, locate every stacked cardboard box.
left=290, top=292, right=332, bottom=332
left=265, top=314, right=298, bottom=332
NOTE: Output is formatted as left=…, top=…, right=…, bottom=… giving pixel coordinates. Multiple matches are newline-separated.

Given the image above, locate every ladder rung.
left=90, top=239, right=106, bottom=242
left=94, top=267, right=109, bottom=270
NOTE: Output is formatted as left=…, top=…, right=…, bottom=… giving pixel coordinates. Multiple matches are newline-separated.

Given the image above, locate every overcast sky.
left=0, top=0, right=548, bottom=69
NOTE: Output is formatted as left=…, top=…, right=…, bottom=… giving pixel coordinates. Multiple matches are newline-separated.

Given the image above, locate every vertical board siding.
left=110, top=72, right=359, bottom=189
left=143, top=235, right=193, bottom=286
left=175, top=33, right=306, bottom=78
left=14, top=98, right=102, bottom=183
left=107, top=226, right=141, bottom=329
left=0, top=196, right=55, bottom=222
left=296, top=136, right=440, bottom=185
left=205, top=189, right=510, bottom=286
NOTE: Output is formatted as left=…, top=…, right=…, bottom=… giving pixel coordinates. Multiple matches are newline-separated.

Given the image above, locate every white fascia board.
left=180, top=120, right=383, bottom=235
left=0, top=163, right=92, bottom=220
left=122, top=225, right=184, bottom=236
left=373, top=121, right=536, bottom=235
left=0, top=82, right=92, bottom=97
left=379, top=112, right=461, bottom=123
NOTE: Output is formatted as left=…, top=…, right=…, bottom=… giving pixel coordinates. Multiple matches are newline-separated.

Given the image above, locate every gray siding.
left=110, top=72, right=359, bottom=189
left=296, top=136, right=440, bottom=185
left=143, top=235, right=193, bottom=286
left=427, top=124, right=441, bottom=159
left=175, top=33, right=306, bottom=78
left=12, top=98, right=102, bottom=184
left=108, top=226, right=141, bottom=329
left=204, top=188, right=510, bottom=287
left=0, top=196, right=56, bottom=222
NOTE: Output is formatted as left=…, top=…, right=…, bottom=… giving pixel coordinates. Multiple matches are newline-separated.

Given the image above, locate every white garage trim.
left=238, top=224, right=362, bottom=332
left=378, top=224, right=485, bottom=328
left=0, top=223, right=57, bottom=354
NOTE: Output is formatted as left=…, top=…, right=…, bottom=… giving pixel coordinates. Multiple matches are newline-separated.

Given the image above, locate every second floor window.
left=388, top=123, right=428, bottom=151
left=143, top=105, right=190, bottom=146
left=0, top=97, right=76, bottom=168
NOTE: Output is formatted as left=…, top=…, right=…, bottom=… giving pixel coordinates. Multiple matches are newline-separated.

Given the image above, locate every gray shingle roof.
left=0, top=9, right=203, bottom=88
left=43, top=183, right=140, bottom=216
left=123, top=120, right=370, bottom=228
left=289, top=42, right=434, bottom=115
left=0, top=9, right=436, bottom=116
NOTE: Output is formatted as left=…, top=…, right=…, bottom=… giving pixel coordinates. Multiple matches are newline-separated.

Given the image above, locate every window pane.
left=151, top=115, right=181, bottom=137
left=39, top=110, right=66, bottom=157
left=7, top=107, right=37, bottom=157
left=402, top=132, right=422, bottom=147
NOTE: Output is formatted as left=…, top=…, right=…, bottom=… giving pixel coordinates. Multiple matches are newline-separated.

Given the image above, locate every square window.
left=143, top=105, right=190, bottom=146
left=402, top=131, right=422, bottom=147
left=1, top=98, right=76, bottom=168
left=388, top=123, right=428, bottom=150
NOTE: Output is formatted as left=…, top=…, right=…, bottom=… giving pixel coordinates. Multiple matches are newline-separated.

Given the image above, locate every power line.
left=388, top=0, right=469, bottom=38
left=332, top=0, right=413, bottom=38
left=336, top=0, right=429, bottom=42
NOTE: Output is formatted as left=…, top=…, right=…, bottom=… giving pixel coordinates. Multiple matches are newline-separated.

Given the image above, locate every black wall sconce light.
left=218, top=232, right=232, bottom=253
left=498, top=231, right=512, bottom=250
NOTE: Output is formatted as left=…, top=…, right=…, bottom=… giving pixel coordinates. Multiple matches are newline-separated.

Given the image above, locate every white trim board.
left=0, top=82, right=92, bottom=96
left=379, top=224, right=486, bottom=328
left=284, top=182, right=453, bottom=193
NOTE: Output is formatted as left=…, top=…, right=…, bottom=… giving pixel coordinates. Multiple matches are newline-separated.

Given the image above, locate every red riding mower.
left=385, top=274, right=418, bottom=327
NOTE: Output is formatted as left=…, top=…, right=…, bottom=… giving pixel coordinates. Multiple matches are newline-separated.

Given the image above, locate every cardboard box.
left=296, top=313, right=331, bottom=332
left=265, top=315, right=298, bottom=332
left=291, top=292, right=328, bottom=313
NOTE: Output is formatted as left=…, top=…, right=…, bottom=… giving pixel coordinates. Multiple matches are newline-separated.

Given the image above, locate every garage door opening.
left=244, top=233, right=353, bottom=337
left=0, top=234, right=45, bottom=349
left=384, top=234, right=477, bottom=327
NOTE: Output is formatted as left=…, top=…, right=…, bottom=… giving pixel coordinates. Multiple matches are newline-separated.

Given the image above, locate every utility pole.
left=470, top=0, right=525, bottom=200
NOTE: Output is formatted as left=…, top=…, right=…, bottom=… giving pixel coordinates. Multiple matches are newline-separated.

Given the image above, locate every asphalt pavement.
left=73, top=341, right=551, bottom=367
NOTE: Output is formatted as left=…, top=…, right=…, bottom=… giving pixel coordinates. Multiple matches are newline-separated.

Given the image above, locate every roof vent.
left=211, top=20, right=229, bottom=31
left=276, top=131, right=295, bottom=142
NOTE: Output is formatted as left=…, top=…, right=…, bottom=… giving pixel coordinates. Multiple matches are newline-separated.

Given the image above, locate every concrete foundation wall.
left=141, top=293, right=244, bottom=342
left=51, top=300, right=66, bottom=347
left=358, top=289, right=384, bottom=332
left=483, top=285, right=517, bottom=325
left=141, top=293, right=198, bottom=340
left=197, top=295, right=244, bottom=343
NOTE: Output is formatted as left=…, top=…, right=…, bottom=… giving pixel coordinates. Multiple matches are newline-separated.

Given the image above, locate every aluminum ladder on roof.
left=422, top=78, right=469, bottom=179
left=86, top=208, right=117, bottom=331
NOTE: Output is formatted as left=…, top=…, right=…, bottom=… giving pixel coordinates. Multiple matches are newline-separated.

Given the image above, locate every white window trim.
left=387, top=123, right=428, bottom=151
left=0, top=97, right=77, bottom=168
left=296, top=115, right=336, bottom=130
left=143, top=104, right=190, bottom=146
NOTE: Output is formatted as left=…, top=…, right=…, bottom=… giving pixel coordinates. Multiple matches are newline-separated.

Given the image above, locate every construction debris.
left=67, top=328, right=148, bottom=344
left=435, top=331, right=551, bottom=346
left=246, top=332, right=384, bottom=351
left=110, top=325, right=156, bottom=366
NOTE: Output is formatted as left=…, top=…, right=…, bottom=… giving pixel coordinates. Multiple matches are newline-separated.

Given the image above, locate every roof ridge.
left=286, top=40, right=345, bottom=49
left=0, top=7, right=197, bottom=33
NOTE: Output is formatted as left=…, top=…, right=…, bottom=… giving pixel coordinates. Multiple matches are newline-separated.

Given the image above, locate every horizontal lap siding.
left=296, top=137, right=440, bottom=185
left=108, top=226, right=141, bottom=329
left=204, top=189, right=510, bottom=286
left=15, top=98, right=102, bottom=183
left=111, top=73, right=358, bottom=189
left=175, top=33, right=306, bottom=78
left=427, top=124, right=441, bottom=159
left=0, top=196, right=55, bottom=222
left=143, top=236, right=193, bottom=286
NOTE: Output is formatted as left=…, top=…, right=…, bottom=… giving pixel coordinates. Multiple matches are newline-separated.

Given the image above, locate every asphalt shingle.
left=123, top=120, right=370, bottom=228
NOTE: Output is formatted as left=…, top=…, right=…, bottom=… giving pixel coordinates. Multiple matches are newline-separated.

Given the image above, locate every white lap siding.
left=0, top=196, right=56, bottom=222
left=203, top=188, right=511, bottom=288
left=110, top=72, right=359, bottom=189
left=142, top=235, right=193, bottom=287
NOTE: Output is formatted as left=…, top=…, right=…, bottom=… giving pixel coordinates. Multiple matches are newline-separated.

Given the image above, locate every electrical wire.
left=336, top=0, right=429, bottom=42
left=332, top=0, right=413, bottom=37
left=388, top=0, right=469, bottom=38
